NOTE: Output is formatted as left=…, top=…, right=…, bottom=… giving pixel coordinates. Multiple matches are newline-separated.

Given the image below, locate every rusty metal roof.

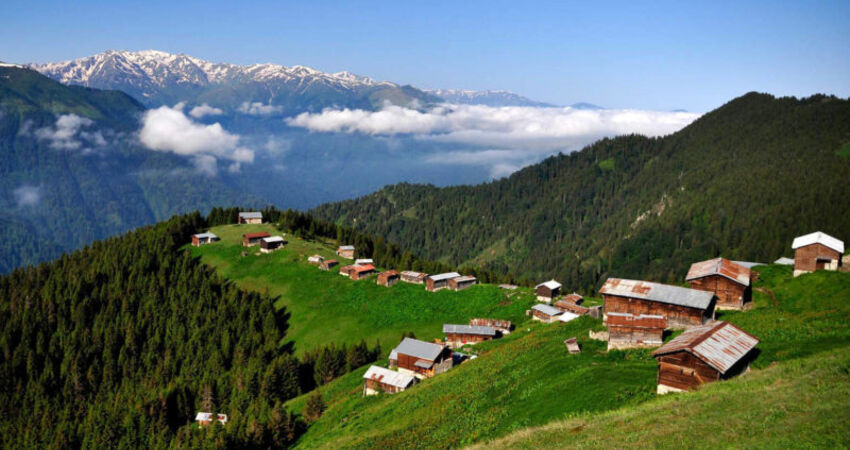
left=554, top=301, right=590, bottom=315
left=443, top=324, right=497, bottom=336
left=352, top=264, right=375, bottom=273
left=652, top=321, right=759, bottom=374
left=792, top=231, right=844, bottom=254
left=401, top=270, right=427, bottom=279
left=600, top=278, right=714, bottom=310
left=363, top=365, right=415, bottom=389
left=452, top=275, right=477, bottom=283
left=605, top=311, right=667, bottom=329
left=243, top=232, right=270, bottom=239
left=685, top=258, right=751, bottom=286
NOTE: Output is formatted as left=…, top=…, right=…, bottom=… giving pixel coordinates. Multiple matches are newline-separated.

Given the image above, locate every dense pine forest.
left=312, top=93, right=850, bottom=291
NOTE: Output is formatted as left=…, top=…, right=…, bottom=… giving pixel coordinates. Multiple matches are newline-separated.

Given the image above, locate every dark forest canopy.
left=311, top=93, right=850, bottom=292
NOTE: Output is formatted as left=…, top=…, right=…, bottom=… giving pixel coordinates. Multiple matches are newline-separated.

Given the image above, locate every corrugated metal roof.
left=443, top=324, right=496, bottom=336
left=554, top=301, right=589, bottom=315
left=600, top=278, right=715, bottom=310
left=732, top=260, right=765, bottom=269
left=414, top=360, right=434, bottom=369
left=393, top=338, right=445, bottom=361
left=401, top=270, right=427, bottom=279
left=792, top=231, right=844, bottom=254
left=355, top=258, right=374, bottom=265
left=532, top=304, right=563, bottom=316
left=338, top=245, right=355, bottom=251
left=774, top=257, right=794, bottom=265
left=563, top=293, right=584, bottom=303
left=262, top=236, right=285, bottom=243
left=535, top=280, right=562, bottom=290
left=239, top=212, right=263, bottom=219
left=453, top=275, right=477, bottom=283
left=429, top=272, right=461, bottom=282
left=363, top=365, right=415, bottom=389
left=686, top=258, right=751, bottom=286
left=352, top=264, right=375, bottom=273
left=193, top=232, right=218, bottom=239
left=652, top=321, right=759, bottom=374
left=243, top=232, right=270, bottom=239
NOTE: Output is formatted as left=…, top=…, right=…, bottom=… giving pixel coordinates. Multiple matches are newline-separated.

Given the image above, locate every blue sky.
left=2, top=0, right=848, bottom=111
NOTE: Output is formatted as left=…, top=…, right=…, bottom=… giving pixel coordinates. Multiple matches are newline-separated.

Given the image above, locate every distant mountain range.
left=423, top=88, right=554, bottom=107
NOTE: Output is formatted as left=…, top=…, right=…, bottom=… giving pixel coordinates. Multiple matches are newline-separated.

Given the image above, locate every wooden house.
left=377, top=270, right=400, bottom=287
left=191, top=232, right=220, bottom=247
left=425, top=272, right=461, bottom=292
left=652, top=321, right=759, bottom=394
left=308, top=254, right=324, bottom=265
left=319, top=259, right=338, bottom=271
left=443, top=324, right=497, bottom=347
left=362, top=365, right=416, bottom=395
left=469, top=318, right=512, bottom=334
left=195, top=412, right=228, bottom=426
left=349, top=264, right=376, bottom=280
left=686, top=258, right=751, bottom=310
left=606, top=312, right=667, bottom=350
left=448, top=275, right=477, bottom=291
left=792, top=231, right=844, bottom=277
left=355, top=258, right=374, bottom=266
left=259, top=236, right=286, bottom=253
left=531, top=304, right=564, bottom=323
left=238, top=211, right=263, bottom=224
left=535, top=280, right=562, bottom=302
left=242, top=232, right=270, bottom=247
left=389, top=338, right=453, bottom=379
left=337, top=245, right=355, bottom=259
left=600, top=278, right=716, bottom=328
left=400, top=271, right=428, bottom=284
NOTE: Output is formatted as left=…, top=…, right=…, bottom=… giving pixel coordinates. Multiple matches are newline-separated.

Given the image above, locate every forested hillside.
left=312, top=93, right=850, bottom=291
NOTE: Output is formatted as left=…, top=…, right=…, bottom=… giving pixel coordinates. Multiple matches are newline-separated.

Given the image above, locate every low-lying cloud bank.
left=35, top=114, right=104, bottom=151
left=13, top=184, right=42, bottom=208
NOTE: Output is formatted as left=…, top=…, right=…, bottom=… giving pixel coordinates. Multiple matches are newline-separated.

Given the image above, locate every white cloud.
left=425, top=149, right=544, bottom=179
left=139, top=104, right=254, bottom=175
left=35, top=114, right=95, bottom=150
left=189, top=103, right=224, bottom=118
left=238, top=101, right=283, bottom=116
left=13, top=185, right=42, bottom=207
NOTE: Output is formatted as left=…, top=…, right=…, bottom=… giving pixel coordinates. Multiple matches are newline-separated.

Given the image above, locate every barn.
left=600, top=278, right=716, bottom=328
left=448, top=275, right=477, bottom=291
left=652, top=321, right=759, bottom=394
left=531, top=303, right=564, bottom=323
left=792, top=231, right=844, bottom=276
left=389, top=338, right=453, bottom=379
left=606, top=312, right=667, bottom=350
left=319, top=259, right=338, bottom=271
left=337, top=245, right=355, bottom=259
left=443, top=324, right=497, bottom=347
left=259, top=236, right=286, bottom=253
left=469, top=318, right=512, bottom=334
left=686, top=258, right=751, bottom=310
left=192, top=232, right=220, bottom=247
left=362, top=365, right=416, bottom=395
left=425, top=272, right=461, bottom=292
left=377, top=270, right=400, bottom=287
left=349, top=264, right=376, bottom=280
left=535, top=280, right=562, bottom=302
left=195, top=412, right=228, bottom=426
left=242, top=232, right=270, bottom=247
left=238, top=211, right=263, bottom=224
left=308, top=254, right=324, bottom=265
left=400, top=271, right=428, bottom=284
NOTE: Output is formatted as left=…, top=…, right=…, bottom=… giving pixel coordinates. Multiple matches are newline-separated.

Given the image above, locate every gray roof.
left=532, top=303, right=563, bottom=316
left=193, top=232, right=218, bottom=239
left=392, top=337, right=445, bottom=361
left=428, top=272, right=461, bottom=282
left=600, top=278, right=715, bottom=310
left=443, top=324, right=496, bottom=336
left=338, top=245, right=355, bottom=250
left=792, top=231, right=844, bottom=254
left=363, top=365, right=415, bottom=389
left=535, top=280, right=562, bottom=290
left=262, top=236, right=285, bottom=243
left=239, top=211, right=263, bottom=219
left=774, top=257, right=794, bottom=265
left=414, top=360, right=434, bottom=369
left=453, top=275, right=477, bottom=283
left=732, top=260, right=766, bottom=269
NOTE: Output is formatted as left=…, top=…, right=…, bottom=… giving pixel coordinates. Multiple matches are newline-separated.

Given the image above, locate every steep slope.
left=312, top=93, right=850, bottom=289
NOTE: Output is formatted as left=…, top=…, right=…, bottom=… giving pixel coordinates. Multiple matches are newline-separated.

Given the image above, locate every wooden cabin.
left=242, top=232, right=270, bottom=247
left=192, top=232, right=220, bottom=247
left=389, top=338, right=453, bottom=379
left=319, top=259, right=338, bottom=271
left=259, top=236, right=286, bottom=253
left=792, top=231, right=844, bottom=277
left=535, top=280, right=562, bottom=302
left=448, top=275, right=477, bottom=291
left=686, top=258, right=751, bottom=310
left=531, top=304, right=564, bottom=323
left=362, top=365, right=416, bottom=395
left=425, top=272, right=461, bottom=292
left=349, top=264, right=376, bottom=280
left=337, top=245, right=355, bottom=259
left=606, top=312, right=667, bottom=350
left=469, top=318, right=512, bottom=334
left=308, top=254, right=324, bottom=265
left=195, top=412, right=228, bottom=426
left=652, top=321, right=759, bottom=394
left=400, top=271, right=428, bottom=284
left=443, top=324, right=497, bottom=348
left=238, top=211, right=263, bottom=224
left=377, top=270, right=400, bottom=287
left=600, top=278, right=716, bottom=328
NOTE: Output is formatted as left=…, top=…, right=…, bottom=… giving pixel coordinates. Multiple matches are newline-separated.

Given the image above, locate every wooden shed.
left=469, top=318, right=513, bottom=334
left=443, top=324, right=497, bottom=347
left=792, top=231, right=844, bottom=277
left=448, top=275, right=477, bottom=291
left=535, top=280, right=562, bottom=302
left=337, top=245, right=355, bottom=259
left=605, top=312, right=667, bottom=350
left=259, top=236, right=286, bottom=253
left=377, top=270, right=400, bottom=287
left=425, top=272, right=461, bottom=292
left=339, top=265, right=355, bottom=277
left=600, top=278, right=716, bottom=328
left=242, top=232, right=270, bottom=247
left=362, top=365, right=416, bottom=395
left=389, top=338, right=453, bottom=379
left=192, top=232, right=220, bottom=247
left=319, top=259, right=338, bottom=271
left=238, top=211, right=263, bottom=224
left=349, top=264, right=376, bottom=280
left=531, top=303, right=564, bottom=323
left=400, top=271, right=428, bottom=284
left=308, top=254, right=324, bottom=265
left=554, top=300, right=590, bottom=316
left=652, top=321, right=759, bottom=394
left=686, top=258, right=751, bottom=310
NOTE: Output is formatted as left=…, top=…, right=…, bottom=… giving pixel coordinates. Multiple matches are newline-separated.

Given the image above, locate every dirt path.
left=755, top=287, right=779, bottom=308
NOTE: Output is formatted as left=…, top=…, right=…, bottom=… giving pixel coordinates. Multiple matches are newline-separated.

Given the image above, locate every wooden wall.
left=795, top=243, right=842, bottom=272
left=656, top=351, right=721, bottom=391
left=603, top=294, right=714, bottom=328
left=689, top=275, right=749, bottom=310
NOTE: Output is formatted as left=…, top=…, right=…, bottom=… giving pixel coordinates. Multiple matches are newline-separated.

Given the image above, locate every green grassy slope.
left=189, top=224, right=537, bottom=354
left=283, top=266, right=850, bottom=449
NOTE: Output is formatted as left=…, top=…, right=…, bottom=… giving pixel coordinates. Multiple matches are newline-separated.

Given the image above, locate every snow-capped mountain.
left=425, top=88, right=554, bottom=107
left=30, top=50, right=437, bottom=112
